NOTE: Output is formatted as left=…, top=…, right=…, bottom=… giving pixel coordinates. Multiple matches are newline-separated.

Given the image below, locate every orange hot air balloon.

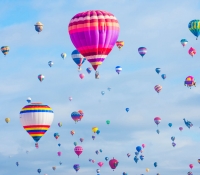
left=71, top=130, right=75, bottom=136
left=116, top=41, right=124, bottom=49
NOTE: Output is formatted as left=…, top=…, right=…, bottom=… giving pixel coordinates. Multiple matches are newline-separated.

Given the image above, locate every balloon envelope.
left=74, top=146, right=83, bottom=157
left=188, top=20, right=200, bottom=39
left=138, top=47, right=147, bottom=57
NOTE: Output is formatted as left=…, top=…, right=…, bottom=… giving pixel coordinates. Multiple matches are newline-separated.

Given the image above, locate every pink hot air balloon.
left=109, top=157, right=119, bottom=171
left=142, top=144, right=145, bottom=148
left=74, top=146, right=83, bottom=157
left=154, top=85, right=162, bottom=93
left=97, top=162, right=104, bottom=168
left=79, top=73, right=85, bottom=79
left=189, top=164, right=193, bottom=169
left=92, top=160, right=95, bottom=163
left=188, top=47, right=196, bottom=57
left=179, top=127, right=183, bottom=131
left=57, top=151, right=61, bottom=156
left=68, top=10, right=120, bottom=72
left=154, top=117, right=161, bottom=125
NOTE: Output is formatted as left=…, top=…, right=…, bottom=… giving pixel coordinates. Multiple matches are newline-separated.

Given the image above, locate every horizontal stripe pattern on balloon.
left=20, top=105, right=53, bottom=114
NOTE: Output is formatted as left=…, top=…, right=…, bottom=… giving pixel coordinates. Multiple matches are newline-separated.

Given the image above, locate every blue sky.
left=0, top=0, right=200, bottom=175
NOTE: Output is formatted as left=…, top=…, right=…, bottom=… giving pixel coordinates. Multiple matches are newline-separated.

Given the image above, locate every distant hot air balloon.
left=134, top=156, right=139, bottom=163
left=189, top=164, right=193, bottom=169
left=54, top=133, right=59, bottom=139
left=136, top=146, right=142, bottom=152
left=97, top=162, right=104, bottom=168
left=154, top=85, right=162, bottom=93
left=86, top=67, right=92, bottom=74
left=74, top=142, right=77, bottom=146
left=71, top=50, right=86, bottom=70
left=146, top=168, right=150, bottom=172
left=73, top=164, right=80, bottom=172
left=71, top=130, right=75, bottom=136
left=58, top=122, right=62, bottom=127
left=69, top=97, right=72, bottom=101
left=180, top=39, right=188, bottom=47
left=168, top=123, right=172, bottom=127
left=52, top=166, right=56, bottom=171
left=171, top=136, right=175, bottom=142
left=161, top=74, right=166, bottom=80
left=80, top=138, right=84, bottom=142
left=140, top=155, right=144, bottom=161
left=115, top=66, right=122, bottom=74
left=138, top=47, right=147, bottom=57
left=61, top=53, right=67, bottom=59
left=57, top=151, right=61, bottom=156
left=78, top=110, right=84, bottom=120
left=188, top=47, right=196, bottom=57
left=1, top=46, right=10, bottom=56
left=184, top=76, right=196, bottom=88
left=92, top=127, right=98, bottom=133
left=71, top=111, right=82, bottom=123
left=96, top=169, right=100, bottom=173
left=188, top=20, right=200, bottom=40
left=101, top=91, right=105, bottom=95
left=105, top=157, right=109, bottom=161
left=108, top=87, right=111, bottom=91
left=155, top=68, right=161, bottom=74
left=188, top=171, right=193, bottom=175
left=58, top=143, right=61, bottom=147
left=48, top=61, right=53, bottom=67
left=154, top=117, right=161, bottom=125
left=37, top=168, right=41, bottom=174
left=92, top=135, right=95, bottom=140
left=142, top=144, right=145, bottom=148
left=96, top=150, right=99, bottom=155
left=34, top=22, right=43, bottom=33
left=74, top=146, right=83, bottom=157
left=172, top=142, right=176, bottom=147
left=16, top=162, right=19, bottom=166
left=179, top=127, right=183, bottom=131
left=154, top=162, right=157, bottom=167
left=27, top=97, right=31, bottom=103
left=156, top=129, right=160, bottom=134
left=38, top=74, right=45, bottom=82
left=79, top=74, right=85, bottom=79
left=123, top=172, right=128, bottom=175
left=106, top=120, right=110, bottom=125
left=68, top=10, right=120, bottom=74
left=59, top=161, right=62, bottom=165
left=96, top=130, right=100, bottom=134
left=19, top=103, right=54, bottom=143
left=116, top=41, right=124, bottom=49
left=127, top=153, right=131, bottom=158
left=125, top=108, right=129, bottom=112
left=109, top=157, right=119, bottom=171
left=5, top=118, right=10, bottom=123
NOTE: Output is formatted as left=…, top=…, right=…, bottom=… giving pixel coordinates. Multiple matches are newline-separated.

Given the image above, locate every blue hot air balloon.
left=86, top=67, right=92, bottom=74
left=188, top=20, right=200, bottom=40
left=16, top=162, right=19, bottom=166
left=96, top=130, right=100, bottom=134
left=73, top=164, right=80, bottom=172
left=134, top=156, right=139, bottom=163
left=168, top=123, right=172, bottom=127
left=27, top=97, right=31, bottom=103
left=123, top=172, right=128, bottom=175
left=156, top=129, right=160, bottom=134
left=101, top=91, right=105, bottom=95
left=136, top=146, right=142, bottom=153
left=37, top=169, right=41, bottom=174
left=125, top=108, right=129, bottom=112
left=154, top=162, right=157, bottom=167
left=161, top=74, right=166, bottom=80
left=140, top=155, right=144, bottom=161
left=155, top=68, right=161, bottom=74
left=115, top=66, right=122, bottom=74
left=171, top=136, right=175, bottom=142
left=105, top=157, right=109, bottom=161
left=58, top=143, right=61, bottom=147
left=135, top=152, right=139, bottom=156
left=71, top=50, right=86, bottom=69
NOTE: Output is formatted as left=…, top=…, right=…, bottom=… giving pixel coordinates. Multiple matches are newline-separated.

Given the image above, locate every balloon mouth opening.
left=31, top=102, right=42, bottom=104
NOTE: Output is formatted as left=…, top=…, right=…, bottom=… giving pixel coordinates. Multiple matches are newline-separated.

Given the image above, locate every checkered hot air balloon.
left=19, top=103, right=54, bottom=143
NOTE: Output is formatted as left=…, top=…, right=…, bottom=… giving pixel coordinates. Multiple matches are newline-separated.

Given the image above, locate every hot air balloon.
left=155, top=68, right=161, bottom=74
left=73, top=164, right=80, bottom=172
left=179, top=127, right=183, bottom=131
left=57, top=151, right=61, bottom=156
left=108, top=87, right=111, bottom=91
left=34, top=22, right=43, bottom=33
left=154, top=85, right=162, bottom=93
left=161, top=74, right=166, bottom=80
left=171, top=136, right=175, bottom=142
left=58, top=143, right=61, bottom=147
left=106, top=120, right=110, bottom=125
left=188, top=171, right=193, bottom=175
left=154, top=162, right=157, bottom=167
left=184, top=76, right=196, bottom=88
left=188, top=47, right=196, bottom=57
left=125, top=108, right=129, bottom=112
left=105, top=157, right=109, bottom=161
left=109, top=157, right=119, bottom=171
left=71, top=50, right=86, bottom=70
left=134, top=156, right=139, bottom=163
left=156, top=129, right=160, bottom=134
left=92, top=160, right=95, bottom=163
left=68, top=10, right=120, bottom=74
left=96, top=150, right=99, bottom=155
left=74, top=142, right=77, bottom=146
left=1, top=46, right=10, bottom=56
left=98, top=162, right=104, bottom=168
left=74, top=146, right=83, bottom=157
left=48, top=61, right=53, bottom=67
left=38, top=74, right=45, bottom=82
left=71, top=111, right=82, bottom=123
left=96, top=130, right=100, bottom=134
left=78, top=110, right=84, bottom=120
left=115, top=66, right=122, bottom=74
left=172, top=142, right=176, bottom=147
left=189, top=164, right=193, bottom=169
left=92, top=135, right=95, bottom=140
left=71, top=130, right=75, bottom=136
left=79, top=74, right=85, bottom=79
left=58, top=122, right=62, bottom=127
left=61, top=53, right=67, bottom=59
left=69, top=97, right=72, bottom=101
left=142, top=144, right=145, bottom=148
left=154, top=117, right=161, bottom=125
left=116, top=41, right=124, bottom=49
left=146, top=168, right=150, bottom=172
left=5, top=118, right=10, bottom=123
left=127, top=153, right=131, bottom=158
left=52, top=166, right=56, bottom=171
left=27, top=97, right=31, bottom=103
left=138, top=47, right=147, bottom=57
left=122, top=172, right=127, bottom=175
left=16, top=162, right=19, bottom=166
left=37, top=169, right=41, bottom=173
left=54, top=133, right=59, bottom=139
left=136, top=146, right=142, bottom=153
left=35, top=142, right=39, bottom=149
left=92, top=127, right=98, bottom=133
left=198, top=159, right=200, bottom=164
left=168, top=123, right=172, bottom=127
left=59, top=161, right=62, bottom=165
left=79, top=138, right=84, bottom=143
left=140, top=155, right=144, bottom=161
left=86, top=67, right=92, bottom=74
left=101, top=91, right=105, bottom=95
left=19, top=103, right=54, bottom=144
left=96, top=169, right=100, bottom=173
left=180, top=39, right=188, bottom=47
left=135, top=152, right=139, bottom=156
left=188, top=20, right=200, bottom=40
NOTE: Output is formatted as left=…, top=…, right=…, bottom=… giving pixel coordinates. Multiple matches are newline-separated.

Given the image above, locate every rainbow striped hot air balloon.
left=68, top=10, right=120, bottom=72
left=154, top=85, right=162, bottom=93
left=19, top=103, right=54, bottom=143
left=188, top=20, right=200, bottom=40
left=116, top=41, right=124, bottom=49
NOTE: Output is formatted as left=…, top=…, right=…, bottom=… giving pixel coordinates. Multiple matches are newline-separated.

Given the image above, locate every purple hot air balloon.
left=179, top=127, right=183, bottom=131
left=138, top=47, right=147, bottom=57
left=80, top=138, right=84, bottom=142
left=73, top=164, right=80, bottom=172
left=68, top=10, right=120, bottom=71
left=172, top=142, right=176, bottom=147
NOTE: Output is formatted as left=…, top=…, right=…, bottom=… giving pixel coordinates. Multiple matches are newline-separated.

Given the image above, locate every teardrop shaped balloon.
left=106, top=120, right=110, bottom=125
left=171, top=136, right=175, bottom=142
left=161, top=74, right=166, bottom=80
left=105, top=157, right=109, bottom=161
left=61, top=53, right=67, bottom=59
left=37, top=168, right=41, bottom=174
left=57, top=151, right=61, bottom=156
left=5, top=118, right=10, bottom=123
left=48, top=61, right=53, bottom=67
left=125, top=108, right=129, bottom=112
left=101, top=91, right=105, bottom=95
left=138, top=47, right=147, bottom=57
left=58, top=122, right=62, bottom=127
left=71, top=50, right=86, bottom=69
left=189, top=164, right=193, bottom=169
left=86, top=67, right=92, bottom=74
left=69, top=97, right=72, bottom=101
left=80, top=138, right=84, bottom=142
left=27, top=97, right=31, bottom=103
left=1, top=46, right=10, bottom=56
left=97, top=162, right=104, bottom=167
left=155, top=68, right=161, bottom=74
left=54, top=133, right=59, bottom=139
left=116, top=41, right=124, bottom=49
left=188, top=20, right=200, bottom=40
left=180, top=39, right=188, bottom=47
left=34, top=22, right=43, bottom=33
left=179, top=127, right=183, bottom=131
left=73, top=164, right=80, bottom=172
left=79, top=73, right=85, bottom=79
left=115, top=66, right=122, bottom=74
left=168, top=123, right=172, bottom=127
left=68, top=10, right=120, bottom=71
left=109, top=157, right=119, bottom=171
left=142, top=144, right=145, bottom=148
left=38, top=74, right=45, bottom=82
left=74, top=146, right=83, bottom=157
left=70, top=130, right=75, bottom=136
left=154, top=117, right=161, bottom=125
left=154, top=85, right=162, bottom=93
left=19, top=103, right=54, bottom=143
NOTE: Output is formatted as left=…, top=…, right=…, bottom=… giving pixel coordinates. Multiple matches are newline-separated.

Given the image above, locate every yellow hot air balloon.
left=92, top=127, right=98, bottom=133
left=116, top=41, right=124, bottom=50
left=146, top=168, right=150, bottom=172
left=5, top=118, right=10, bottom=123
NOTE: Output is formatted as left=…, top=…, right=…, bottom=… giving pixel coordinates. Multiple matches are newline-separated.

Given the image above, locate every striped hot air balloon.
left=116, top=41, right=124, bottom=49
left=138, top=47, right=147, bottom=57
left=1, top=46, right=10, bottom=56
left=188, top=20, right=200, bottom=40
left=71, top=50, right=86, bottom=70
left=154, top=85, right=162, bottom=93
left=19, top=103, right=54, bottom=143
left=184, top=76, right=196, bottom=88
left=68, top=10, right=120, bottom=71
left=154, top=117, right=161, bottom=125
left=180, top=39, right=188, bottom=47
